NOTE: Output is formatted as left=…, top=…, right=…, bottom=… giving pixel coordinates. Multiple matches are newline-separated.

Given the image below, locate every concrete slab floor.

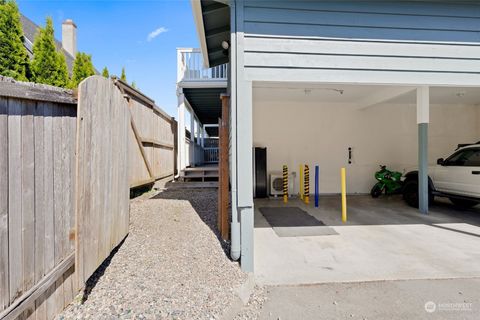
left=257, top=278, right=480, bottom=320
left=254, top=195, right=480, bottom=285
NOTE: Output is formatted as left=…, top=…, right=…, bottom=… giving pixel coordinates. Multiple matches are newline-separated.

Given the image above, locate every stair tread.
left=181, top=172, right=219, bottom=178
left=184, top=167, right=218, bottom=172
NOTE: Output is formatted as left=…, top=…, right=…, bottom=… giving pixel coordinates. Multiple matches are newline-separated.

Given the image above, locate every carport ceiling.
left=183, top=87, right=226, bottom=133
left=391, top=87, right=480, bottom=105
left=254, top=82, right=480, bottom=107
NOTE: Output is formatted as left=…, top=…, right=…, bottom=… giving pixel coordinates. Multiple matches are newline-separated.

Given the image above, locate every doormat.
left=259, top=207, right=338, bottom=237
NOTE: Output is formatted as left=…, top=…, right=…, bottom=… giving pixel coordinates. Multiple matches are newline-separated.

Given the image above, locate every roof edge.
left=190, top=0, right=210, bottom=68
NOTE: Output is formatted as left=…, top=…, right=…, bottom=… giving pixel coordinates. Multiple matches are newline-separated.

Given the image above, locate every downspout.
left=229, top=0, right=240, bottom=261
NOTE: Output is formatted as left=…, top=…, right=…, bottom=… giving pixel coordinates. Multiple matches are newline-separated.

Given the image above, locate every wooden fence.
left=115, top=80, right=176, bottom=188
left=0, top=76, right=177, bottom=320
left=0, top=80, right=77, bottom=320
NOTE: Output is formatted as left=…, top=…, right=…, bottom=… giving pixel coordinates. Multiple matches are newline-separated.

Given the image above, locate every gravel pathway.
left=232, top=286, right=267, bottom=320
left=57, top=187, right=249, bottom=320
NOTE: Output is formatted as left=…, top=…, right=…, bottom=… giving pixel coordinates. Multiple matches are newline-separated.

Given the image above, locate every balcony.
left=177, top=48, right=228, bottom=85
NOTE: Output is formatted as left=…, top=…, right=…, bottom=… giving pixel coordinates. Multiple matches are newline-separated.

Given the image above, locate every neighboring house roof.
left=20, top=14, right=75, bottom=73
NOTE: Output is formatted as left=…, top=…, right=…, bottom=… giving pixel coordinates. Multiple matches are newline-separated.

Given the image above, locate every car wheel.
left=449, top=198, right=479, bottom=209
left=403, top=180, right=419, bottom=208
left=370, top=184, right=383, bottom=198
left=403, top=179, right=434, bottom=208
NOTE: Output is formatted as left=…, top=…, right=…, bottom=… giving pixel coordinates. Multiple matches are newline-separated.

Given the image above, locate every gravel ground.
left=233, top=286, right=267, bottom=320
left=57, top=187, right=252, bottom=320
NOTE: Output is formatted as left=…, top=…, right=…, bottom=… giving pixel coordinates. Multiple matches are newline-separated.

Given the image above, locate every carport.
left=251, top=83, right=480, bottom=284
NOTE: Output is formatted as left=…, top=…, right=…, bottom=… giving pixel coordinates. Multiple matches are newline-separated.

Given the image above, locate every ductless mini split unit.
left=270, top=172, right=295, bottom=197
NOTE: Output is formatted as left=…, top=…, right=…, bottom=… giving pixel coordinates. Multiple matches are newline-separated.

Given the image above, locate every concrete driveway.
left=254, top=195, right=480, bottom=285
left=256, top=278, right=480, bottom=320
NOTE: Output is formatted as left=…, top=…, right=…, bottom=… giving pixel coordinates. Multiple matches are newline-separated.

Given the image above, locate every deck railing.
left=204, top=148, right=219, bottom=163
left=177, top=48, right=228, bottom=82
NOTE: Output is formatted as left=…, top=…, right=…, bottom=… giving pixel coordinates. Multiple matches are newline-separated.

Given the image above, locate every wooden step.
left=167, top=181, right=218, bottom=189
left=180, top=166, right=220, bottom=182
left=184, top=166, right=218, bottom=172
left=182, top=172, right=218, bottom=178
left=182, top=170, right=218, bottom=176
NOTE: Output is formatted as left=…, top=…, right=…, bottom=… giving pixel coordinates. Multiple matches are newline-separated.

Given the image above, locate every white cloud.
left=147, top=27, right=168, bottom=42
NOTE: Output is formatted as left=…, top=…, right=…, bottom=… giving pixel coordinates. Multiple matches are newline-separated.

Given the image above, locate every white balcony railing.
left=177, top=48, right=228, bottom=82
left=204, top=148, right=219, bottom=163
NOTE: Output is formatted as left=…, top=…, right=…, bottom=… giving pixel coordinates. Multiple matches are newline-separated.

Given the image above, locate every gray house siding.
left=239, top=1, right=480, bottom=86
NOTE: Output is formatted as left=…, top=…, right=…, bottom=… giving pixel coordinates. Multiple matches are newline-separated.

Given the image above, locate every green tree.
left=69, top=52, right=95, bottom=88
left=0, top=0, right=30, bottom=81
left=131, top=81, right=136, bottom=89
left=120, top=66, right=126, bottom=81
left=31, top=17, right=69, bottom=87
left=102, top=66, right=109, bottom=78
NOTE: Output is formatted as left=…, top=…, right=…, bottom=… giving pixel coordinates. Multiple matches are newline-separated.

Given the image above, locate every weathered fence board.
left=8, top=98, right=23, bottom=305
left=0, top=79, right=77, bottom=320
left=0, top=97, right=8, bottom=312
left=33, top=102, right=46, bottom=320
left=22, top=100, right=36, bottom=319
left=76, top=76, right=130, bottom=286
left=34, top=102, right=45, bottom=286
left=33, top=102, right=45, bottom=320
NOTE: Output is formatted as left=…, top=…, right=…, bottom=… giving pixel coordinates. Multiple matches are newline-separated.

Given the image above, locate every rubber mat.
left=259, top=207, right=338, bottom=237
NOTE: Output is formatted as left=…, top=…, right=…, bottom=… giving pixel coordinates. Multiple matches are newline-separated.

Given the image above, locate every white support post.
left=177, top=91, right=186, bottom=173
left=417, top=86, right=430, bottom=214
left=190, top=108, right=195, bottom=167
left=196, top=118, right=201, bottom=145
left=237, top=80, right=254, bottom=272
left=201, top=124, right=205, bottom=148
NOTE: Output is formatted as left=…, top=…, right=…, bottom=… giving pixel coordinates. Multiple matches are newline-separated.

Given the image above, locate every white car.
left=403, top=144, right=480, bottom=208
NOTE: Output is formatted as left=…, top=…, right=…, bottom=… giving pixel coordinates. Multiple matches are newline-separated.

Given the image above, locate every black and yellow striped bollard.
left=304, top=164, right=310, bottom=204
left=283, top=165, right=288, bottom=203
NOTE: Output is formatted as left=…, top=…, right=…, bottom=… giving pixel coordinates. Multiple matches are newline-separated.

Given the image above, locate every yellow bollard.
left=304, top=165, right=310, bottom=205
left=299, top=164, right=304, bottom=200
left=283, top=165, right=288, bottom=203
left=341, top=167, right=347, bottom=223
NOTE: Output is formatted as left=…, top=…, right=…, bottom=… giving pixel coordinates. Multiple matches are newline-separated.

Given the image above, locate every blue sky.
left=18, top=0, right=199, bottom=118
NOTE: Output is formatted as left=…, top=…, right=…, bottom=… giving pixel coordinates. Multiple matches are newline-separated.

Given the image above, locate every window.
left=445, top=148, right=480, bottom=167
left=465, top=149, right=480, bottom=166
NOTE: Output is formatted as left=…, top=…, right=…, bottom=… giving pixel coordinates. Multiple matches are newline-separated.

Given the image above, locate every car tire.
left=449, top=198, right=479, bottom=209
left=370, top=184, right=383, bottom=198
left=403, top=179, right=433, bottom=208
left=403, top=180, right=419, bottom=208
